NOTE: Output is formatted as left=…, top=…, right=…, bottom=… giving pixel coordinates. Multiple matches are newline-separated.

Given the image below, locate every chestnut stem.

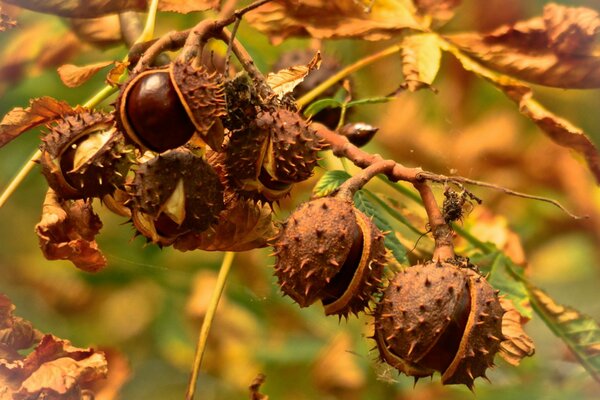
left=313, top=123, right=581, bottom=220
left=337, top=160, right=396, bottom=200
left=186, top=251, right=235, bottom=400
left=414, top=182, right=455, bottom=261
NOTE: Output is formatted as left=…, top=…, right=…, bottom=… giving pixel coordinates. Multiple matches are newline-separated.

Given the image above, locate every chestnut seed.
left=123, top=70, right=197, bottom=152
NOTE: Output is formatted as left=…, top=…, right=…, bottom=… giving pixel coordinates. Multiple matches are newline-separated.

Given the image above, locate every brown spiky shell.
left=129, top=149, right=224, bottom=244
left=374, top=260, right=504, bottom=389
left=170, top=60, right=227, bottom=150
left=224, top=108, right=322, bottom=202
left=40, top=111, right=130, bottom=200
left=272, top=197, right=386, bottom=317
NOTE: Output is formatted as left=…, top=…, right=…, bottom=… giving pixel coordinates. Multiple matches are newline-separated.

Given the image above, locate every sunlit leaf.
left=526, top=283, right=600, bottom=383
left=158, top=0, right=218, bottom=13
left=68, top=15, right=123, bottom=47
left=400, top=33, right=442, bottom=91
left=246, top=0, right=424, bottom=44
left=312, top=170, right=351, bottom=198
left=0, top=97, right=73, bottom=148
left=440, top=39, right=600, bottom=185
left=445, top=4, right=600, bottom=89
left=354, top=191, right=408, bottom=264
left=57, top=61, right=114, bottom=88
left=414, top=0, right=461, bottom=22
left=267, top=52, right=322, bottom=98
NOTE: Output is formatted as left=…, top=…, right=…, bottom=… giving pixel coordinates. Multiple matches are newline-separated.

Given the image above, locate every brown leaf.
left=249, top=374, right=268, bottom=400
left=174, top=195, right=275, bottom=252
left=35, top=189, right=107, bottom=272
left=85, top=349, right=130, bottom=400
left=246, top=0, right=423, bottom=44
left=4, top=0, right=217, bottom=17
left=69, top=15, right=123, bottom=47
left=445, top=4, right=600, bottom=88
left=0, top=97, right=73, bottom=148
left=266, top=51, right=322, bottom=97
left=499, top=298, right=535, bottom=366
left=158, top=0, right=218, bottom=13
left=57, top=61, right=114, bottom=88
left=0, top=6, right=17, bottom=32
left=2, top=0, right=146, bottom=17
left=0, top=295, right=41, bottom=362
left=441, top=40, right=600, bottom=184
left=414, top=0, right=461, bottom=22
left=106, top=62, right=128, bottom=87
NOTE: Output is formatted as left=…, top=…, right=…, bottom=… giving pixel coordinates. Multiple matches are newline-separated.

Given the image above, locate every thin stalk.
left=185, top=252, right=236, bottom=400
left=0, top=150, right=41, bottom=208
left=296, top=43, right=402, bottom=107
left=138, top=0, right=160, bottom=44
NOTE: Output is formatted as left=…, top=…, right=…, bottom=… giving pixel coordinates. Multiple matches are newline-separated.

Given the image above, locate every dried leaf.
left=246, top=0, right=423, bottom=44
left=441, top=40, right=600, bottom=184
left=4, top=0, right=217, bottom=17
left=312, top=334, right=365, bottom=395
left=158, top=0, right=218, bottom=13
left=526, top=283, right=600, bottom=383
left=400, top=33, right=442, bottom=91
left=57, top=61, right=114, bottom=88
left=249, top=374, right=268, bottom=400
left=0, top=295, right=41, bottom=362
left=106, top=61, right=128, bottom=87
left=445, top=4, right=600, bottom=88
left=174, top=195, right=275, bottom=252
left=88, top=349, right=130, bottom=400
left=0, top=6, right=16, bottom=32
left=69, top=15, right=123, bottom=47
left=35, top=189, right=107, bottom=272
left=0, top=97, right=73, bottom=148
left=266, top=51, right=322, bottom=97
left=499, top=298, right=535, bottom=366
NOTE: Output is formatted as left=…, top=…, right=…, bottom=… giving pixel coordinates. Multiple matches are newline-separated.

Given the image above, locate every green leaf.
left=312, top=170, right=351, bottom=198
left=303, top=98, right=343, bottom=118
left=471, top=251, right=532, bottom=319
left=346, top=96, right=397, bottom=108
left=354, top=191, right=408, bottom=265
left=526, top=283, right=600, bottom=384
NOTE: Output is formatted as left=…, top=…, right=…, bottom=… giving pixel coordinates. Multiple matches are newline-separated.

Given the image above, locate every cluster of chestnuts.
left=37, top=51, right=508, bottom=390
left=271, top=195, right=505, bottom=387
left=38, top=57, right=323, bottom=247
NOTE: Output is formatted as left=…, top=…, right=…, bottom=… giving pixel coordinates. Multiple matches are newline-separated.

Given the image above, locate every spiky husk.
left=263, top=108, right=322, bottom=183
left=374, top=260, right=504, bottom=389
left=130, top=149, right=224, bottom=238
left=272, top=197, right=386, bottom=316
left=40, top=111, right=130, bottom=200
left=222, top=74, right=261, bottom=132
left=170, top=60, right=227, bottom=150
left=224, top=108, right=321, bottom=203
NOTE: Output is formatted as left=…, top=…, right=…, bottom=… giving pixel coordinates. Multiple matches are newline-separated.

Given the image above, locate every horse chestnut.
left=115, top=61, right=226, bottom=153
left=272, top=197, right=386, bottom=317
left=374, top=260, right=504, bottom=388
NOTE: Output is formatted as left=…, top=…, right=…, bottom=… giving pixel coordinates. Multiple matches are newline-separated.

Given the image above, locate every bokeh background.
left=1, top=0, right=599, bottom=398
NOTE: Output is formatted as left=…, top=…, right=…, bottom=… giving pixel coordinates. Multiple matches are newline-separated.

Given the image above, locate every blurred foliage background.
left=1, top=0, right=600, bottom=399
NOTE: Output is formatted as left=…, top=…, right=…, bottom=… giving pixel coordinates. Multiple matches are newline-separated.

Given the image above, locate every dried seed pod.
left=374, top=260, right=504, bottom=389
left=115, top=61, right=226, bottom=153
left=225, top=108, right=322, bottom=202
left=272, top=197, right=386, bottom=317
left=129, top=149, right=224, bottom=245
left=40, top=111, right=131, bottom=200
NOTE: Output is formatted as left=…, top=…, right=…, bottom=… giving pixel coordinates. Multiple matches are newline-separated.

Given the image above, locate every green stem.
left=296, top=43, right=402, bottom=108
left=0, top=149, right=41, bottom=208
left=185, top=252, right=235, bottom=400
